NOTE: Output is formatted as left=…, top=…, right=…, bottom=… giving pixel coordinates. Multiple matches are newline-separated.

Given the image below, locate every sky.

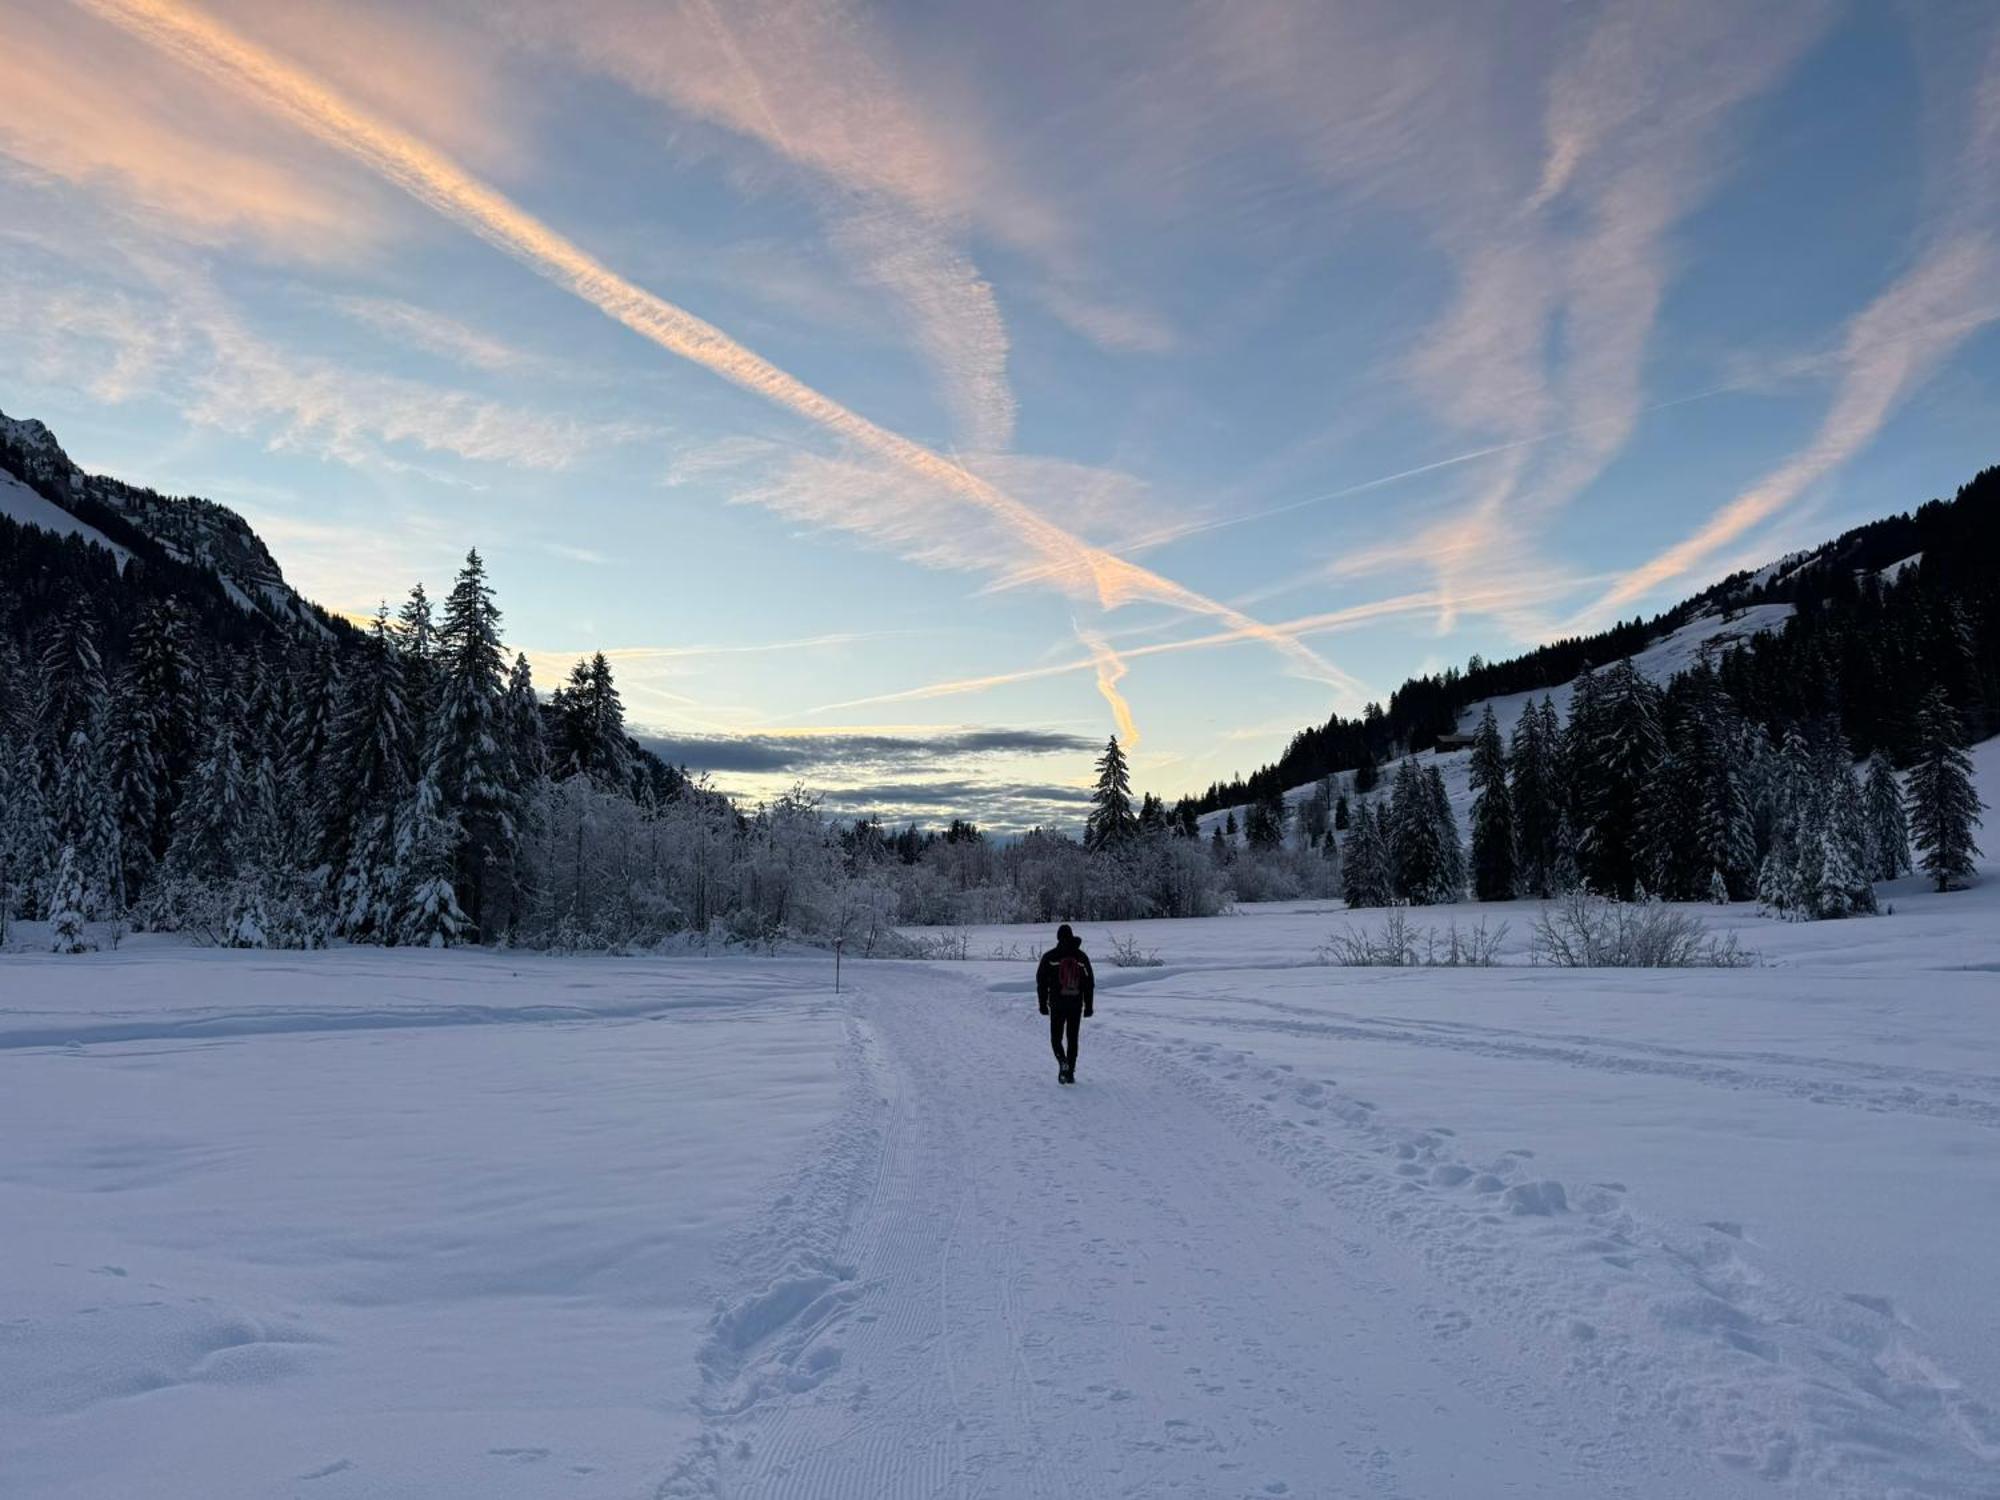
left=2, top=0, right=1998, bottom=832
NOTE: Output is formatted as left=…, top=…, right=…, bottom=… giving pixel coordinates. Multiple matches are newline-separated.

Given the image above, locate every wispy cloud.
left=331, top=295, right=543, bottom=375
left=1076, top=626, right=1139, bottom=748
left=74, top=0, right=1345, bottom=698
left=0, top=4, right=377, bottom=260
left=1580, top=23, right=2000, bottom=623
left=0, top=250, right=639, bottom=471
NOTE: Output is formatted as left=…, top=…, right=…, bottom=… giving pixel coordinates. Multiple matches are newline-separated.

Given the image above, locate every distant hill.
left=1185, top=465, right=2000, bottom=823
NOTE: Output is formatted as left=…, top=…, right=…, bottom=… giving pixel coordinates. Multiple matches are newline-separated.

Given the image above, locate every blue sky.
left=2, top=0, right=1997, bottom=829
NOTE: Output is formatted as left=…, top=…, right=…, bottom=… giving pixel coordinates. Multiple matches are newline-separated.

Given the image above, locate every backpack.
left=1057, top=953, right=1083, bottom=999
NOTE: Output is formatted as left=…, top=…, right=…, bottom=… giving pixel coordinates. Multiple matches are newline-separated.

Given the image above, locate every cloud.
left=1227, top=0, right=1829, bottom=639
left=1582, top=238, right=2000, bottom=622
left=330, top=295, right=543, bottom=374
left=638, top=726, right=1098, bottom=775
left=76, top=0, right=1344, bottom=695
left=1579, top=22, right=2000, bottom=622
left=0, top=5, right=378, bottom=260
left=1076, top=627, right=1139, bottom=748
left=0, top=246, right=646, bottom=471
left=484, top=0, right=1022, bottom=448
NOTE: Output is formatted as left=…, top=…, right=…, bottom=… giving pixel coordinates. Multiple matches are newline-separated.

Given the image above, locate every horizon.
left=4, top=0, right=1998, bottom=830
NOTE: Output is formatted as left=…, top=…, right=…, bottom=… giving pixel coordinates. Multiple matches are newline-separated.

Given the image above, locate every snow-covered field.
left=5, top=748, right=1996, bottom=1497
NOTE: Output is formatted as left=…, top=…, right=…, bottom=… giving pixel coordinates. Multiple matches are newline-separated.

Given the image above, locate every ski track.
left=654, top=963, right=1921, bottom=1499
left=1046, top=970, right=2000, bottom=1134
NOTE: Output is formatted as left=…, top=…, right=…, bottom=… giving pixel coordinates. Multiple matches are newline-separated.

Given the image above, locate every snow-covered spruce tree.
left=1245, top=783, right=1287, bottom=852
left=1085, top=736, right=1136, bottom=852
left=282, top=641, right=342, bottom=868
left=1425, top=764, right=1465, bottom=902
left=326, top=608, right=417, bottom=937
left=505, top=652, right=545, bottom=784
left=1388, top=757, right=1452, bottom=904
left=1340, top=799, right=1390, bottom=909
left=35, top=601, right=107, bottom=758
left=1577, top=659, right=1665, bottom=900
left=50, top=727, right=119, bottom=917
left=48, top=843, right=91, bottom=953
left=394, top=773, right=469, bottom=948
left=1759, top=721, right=1876, bottom=919
left=1862, top=752, right=1911, bottom=881
left=1468, top=704, right=1515, bottom=901
left=1802, top=726, right=1876, bottom=919
left=105, top=668, right=162, bottom=907
left=1334, top=791, right=1350, bottom=831
left=1756, top=725, right=1811, bottom=914
left=1508, top=696, right=1559, bottom=897
left=161, top=717, right=247, bottom=925
left=121, top=597, right=199, bottom=872
left=0, top=738, right=53, bottom=918
left=425, top=551, right=522, bottom=938
left=552, top=652, right=633, bottom=790
left=1906, top=685, right=1985, bottom=892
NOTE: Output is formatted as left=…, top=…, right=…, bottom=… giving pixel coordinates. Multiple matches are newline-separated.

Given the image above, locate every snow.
left=0, top=469, right=129, bottom=570
left=1881, top=551, right=1924, bottom=581
left=1197, top=601, right=1796, bottom=838
left=3, top=742, right=1996, bottom=1497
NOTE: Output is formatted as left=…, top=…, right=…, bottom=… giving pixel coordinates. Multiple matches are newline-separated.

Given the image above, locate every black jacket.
left=1035, top=941, right=1095, bottom=1011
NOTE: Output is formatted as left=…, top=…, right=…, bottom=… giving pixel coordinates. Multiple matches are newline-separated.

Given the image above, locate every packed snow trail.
left=663, top=964, right=1746, bottom=1499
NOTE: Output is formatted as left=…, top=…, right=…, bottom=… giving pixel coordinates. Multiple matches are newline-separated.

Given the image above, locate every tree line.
left=1183, top=464, right=1999, bottom=825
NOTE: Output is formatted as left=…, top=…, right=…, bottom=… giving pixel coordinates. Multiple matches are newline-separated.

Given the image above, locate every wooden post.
left=834, top=936, right=844, bottom=994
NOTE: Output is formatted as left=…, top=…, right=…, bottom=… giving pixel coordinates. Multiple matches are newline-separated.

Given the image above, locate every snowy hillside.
left=0, top=406, right=321, bottom=630
left=3, top=742, right=1995, bottom=1498
left=0, top=468, right=129, bottom=569
left=1200, top=599, right=1798, bottom=840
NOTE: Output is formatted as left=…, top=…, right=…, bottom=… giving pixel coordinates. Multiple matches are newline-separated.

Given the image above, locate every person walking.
left=1035, top=923, right=1094, bottom=1085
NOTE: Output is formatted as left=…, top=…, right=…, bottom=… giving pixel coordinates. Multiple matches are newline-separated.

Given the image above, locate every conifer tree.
left=1468, top=704, right=1515, bottom=900
left=427, top=551, right=520, bottom=936
left=48, top=843, right=90, bottom=953
left=1861, top=752, right=1911, bottom=881
left=35, top=603, right=106, bottom=757
left=0, top=739, right=52, bottom=918
left=397, top=581, right=440, bottom=729
left=123, top=598, right=199, bottom=864
left=1245, top=783, right=1286, bottom=851
left=506, top=653, right=545, bottom=784
left=1086, top=736, right=1136, bottom=851
left=1389, top=757, right=1450, bottom=904
left=554, top=652, right=631, bottom=789
left=1333, top=792, right=1350, bottom=831
left=51, top=727, right=118, bottom=915
left=1907, top=686, right=1984, bottom=892
left=167, top=718, right=247, bottom=887
left=1341, top=800, right=1393, bottom=908
left=1425, top=764, right=1465, bottom=901
left=394, top=773, right=468, bottom=947
left=1576, top=659, right=1665, bottom=899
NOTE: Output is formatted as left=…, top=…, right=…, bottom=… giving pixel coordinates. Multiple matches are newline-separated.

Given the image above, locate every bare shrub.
left=1106, top=931, right=1164, bottom=967
left=905, top=929, right=972, bottom=961
left=1319, top=911, right=1506, bottom=967
left=1531, top=890, right=1754, bottom=968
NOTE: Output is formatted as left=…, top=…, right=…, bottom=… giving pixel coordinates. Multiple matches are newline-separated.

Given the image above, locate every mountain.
left=0, top=407, right=329, bottom=635
left=1184, top=465, right=2000, bottom=823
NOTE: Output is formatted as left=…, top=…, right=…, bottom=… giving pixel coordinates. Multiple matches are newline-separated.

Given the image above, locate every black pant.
left=1048, top=998, right=1083, bottom=1071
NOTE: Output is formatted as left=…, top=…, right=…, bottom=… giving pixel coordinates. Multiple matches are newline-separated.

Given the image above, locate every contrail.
left=1076, top=626, right=1139, bottom=748
left=810, top=591, right=1447, bottom=715
left=75, top=0, right=1342, bottom=686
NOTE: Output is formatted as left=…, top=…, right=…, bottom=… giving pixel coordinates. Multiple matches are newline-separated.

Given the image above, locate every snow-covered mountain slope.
left=0, top=407, right=321, bottom=631
left=1200, top=598, right=1798, bottom=838
left=0, top=468, right=129, bottom=570
left=1453, top=600, right=1795, bottom=744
